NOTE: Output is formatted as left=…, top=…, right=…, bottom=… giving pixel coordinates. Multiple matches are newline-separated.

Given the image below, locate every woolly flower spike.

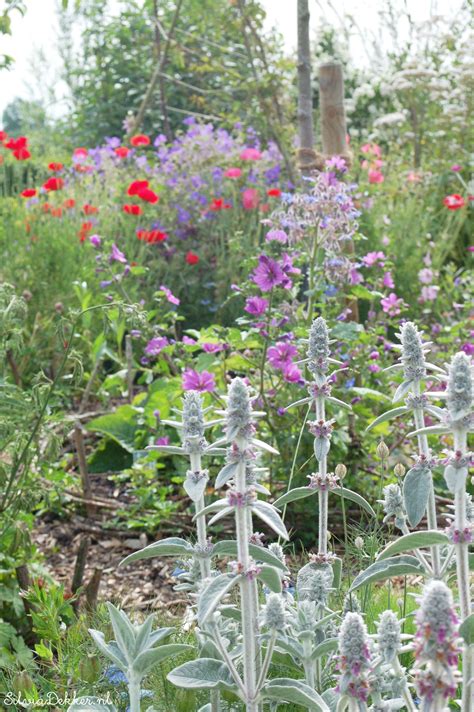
left=381, top=483, right=406, bottom=529
left=447, top=352, right=472, bottom=422
left=225, top=377, right=254, bottom=442
left=182, top=391, right=206, bottom=440
left=414, top=580, right=460, bottom=707
left=343, top=593, right=361, bottom=616
left=307, top=317, right=330, bottom=382
left=336, top=612, right=372, bottom=702
left=303, top=569, right=332, bottom=608
left=377, top=610, right=401, bottom=663
left=261, top=593, right=286, bottom=631
left=399, top=321, right=427, bottom=382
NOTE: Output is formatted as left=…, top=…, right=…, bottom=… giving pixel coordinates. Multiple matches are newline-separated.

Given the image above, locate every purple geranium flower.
left=251, top=255, right=286, bottom=291
left=182, top=369, right=216, bottom=392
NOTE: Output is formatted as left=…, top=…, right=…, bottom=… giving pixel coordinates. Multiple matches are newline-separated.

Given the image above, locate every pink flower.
left=145, top=336, right=169, bottom=356
left=242, top=188, right=260, bottom=210
left=155, top=436, right=169, bottom=446
left=362, top=251, right=386, bottom=267
left=407, top=172, right=421, bottom=183
left=443, top=194, right=465, bottom=210
left=182, top=335, right=197, bottom=345
left=224, top=167, right=242, bottom=178
left=382, top=271, right=394, bottom=288
left=368, top=363, right=381, bottom=373
left=160, top=285, right=180, bottom=305
left=283, top=362, right=302, bottom=383
left=251, top=255, right=286, bottom=291
left=265, top=229, right=288, bottom=244
left=369, top=351, right=379, bottom=360
left=267, top=342, right=298, bottom=370
left=349, top=269, right=364, bottom=285
left=419, top=285, right=439, bottom=302
left=89, top=234, right=101, bottom=248
left=244, top=296, right=268, bottom=316
left=418, top=268, right=433, bottom=285
left=368, top=169, right=384, bottom=184
left=381, top=293, right=404, bottom=317
left=450, top=164, right=462, bottom=172
left=361, top=142, right=381, bottom=157
left=239, top=148, right=262, bottom=161
left=202, top=343, right=225, bottom=353
left=182, top=369, right=216, bottom=392
left=110, top=243, right=127, bottom=263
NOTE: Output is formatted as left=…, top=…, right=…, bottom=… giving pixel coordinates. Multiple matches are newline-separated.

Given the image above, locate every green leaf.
left=459, top=614, right=474, bottom=646
left=403, top=466, right=431, bottom=527
left=366, top=406, right=409, bottom=432
left=273, top=486, right=316, bottom=508
left=133, top=644, right=193, bottom=676
left=311, top=638, right=338, bottom=660
left=87, top=405, right=138, bottom=452
left=262, top=678, right=330, bottom=711
left=257, top=565, right=281, bottom=592
left=377, top=531, right=448, bottom=561
left=198, top=573, right=240, bottom=625
left=120, top=538, right=194, bottom=566
left=212, top=540, right=287, bottom=571
left=167, top=658, right=235, bottom=690
left=333, top=487, right=375, bottom=517
left=349, top=556, right=425, bottom=592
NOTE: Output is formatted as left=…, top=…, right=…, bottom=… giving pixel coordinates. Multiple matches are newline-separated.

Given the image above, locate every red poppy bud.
left=130, top=134, right=150, bottom=147
left=63, top=198, right=75, bottom=209
left=21, top=189, right=37, bottom=198
left=48, top=162, right=64, bottom=171
left=83, top=204, right=98, bottom=215
left=186, top=251, right=199, bottom=265
left=267, top=188, right=281, bottom=197
left=123, top=204, right=142, bottom=215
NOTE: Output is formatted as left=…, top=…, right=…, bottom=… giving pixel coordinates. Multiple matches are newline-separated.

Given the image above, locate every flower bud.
left=377, top=609, right=401, bottom=663
left=336, top=612, right=371, bottom=702
left=335, top=463, right=347, bottom=479
left=376, top=440, right=390, bottom=459
left=307, top=316, right=330, bottom=381
left=394, top=462, right=405, bottom=477
left=226, top=377, right=254, bottom=441
left=261, top=593, right=286, bottom=630
left=399, top=321, right=427, bottom=381
left=354, top=536, right=364, bottom=550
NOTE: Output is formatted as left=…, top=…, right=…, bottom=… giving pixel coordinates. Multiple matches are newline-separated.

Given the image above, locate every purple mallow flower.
left=244, top=296, right=269, bottom=316
left=251, top=255, right=286, bottom=292
left=145, top=337, right=169, bottom=356
left=182, top=369, right=216, bottom=392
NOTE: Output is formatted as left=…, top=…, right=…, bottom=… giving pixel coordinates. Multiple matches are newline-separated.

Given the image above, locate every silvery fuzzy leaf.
left=146, top=444, right=185, bottom=455
left=183, top=474, right=208, bottom=502
left=193, top=499, right=228, bottom=520
left=167, top=658, right=235, bottom=691
left=365, top=406, right=409, bottom=432
left=273, top=486, right=316, bottom=508
left=198, top=573, right=240, bottom=625
left=257, top=565, right=282, bottom=592
left=333, top=488, right=375, bottom=517
left=459, top=613, right=474, bottom=646
left=212, top=540, right=287, bottom=571
left=120, top=537, right=194, bottom=566
left=314, top=436, right=330, bottom=462
left=89, top=629, right=127, bottom=671
left=106, top=603, right=135, bottom=661
left=252, top=500, right=289, bottom=540
left=377, top=530, right=448, bottom=562
left=311, top=638, right=338, bottom=661
left=198, top=706, right=212, bottom=712
left=408, top=425, right=450, bottom=437
left=286, top=396, right=312, bottom=409
left=215, top=462, right=238, bottom=488
left=392, top=379, right=414, bottom=403
left=133, top=614, right=154, bottom=654
left=403, top=466, right=430, bottom=527
left=207, top=506, right=234, bottom=526
left=425, top=362, right=447, bottom=374
left=349, top=555, right=424, bottom=592
left=251, top=438, right=279, bottom=455
left=133, top=643, right=193, bottom=677
left=148, top=627, right=174, bottom=647
left=262, top=678, right=330, bottom=711
left=67, top=697, right=118, bottom=712
left=326, top=396, right=352, bottom=411
left=254, top=483, right=271, bottom=496
left=160, top=419, right=183, bottom=428
left=444, top=464, right=467, bottom=494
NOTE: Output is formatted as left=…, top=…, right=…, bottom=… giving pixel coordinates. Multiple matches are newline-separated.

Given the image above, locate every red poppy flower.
left=81, top=221, right=93, bottom=232
left=6, top=136, right=27, bottom=150
left=83, top=203, right=98, bottom=215
left=186, top=251, right=199, bottom=265
left=443, top=194, right=465, bottom=210
left=130, top=134, right=150, bottom=147
left=48, top=162, right=64, bottom=171
left=73, top=147, right=88, bottom=158
left=209, top=198, right=231, bottom=211
left=0, top=131, right=8, bottom=142
left=63, top=198, right=75, bottom=209
left=114, top=146, right=130, bottom=158
left=267, top=188, right=281, bottom=197
left=127, top=180, right=149, bottom=196
left=13, top=147, right=31, bottom=160
left=21, top=189, right=37, bottom=198
left=143, top=229, right=167, bottom=243
left=123, top=204, right=142, bottom=215
left=137, top=187, right=159, bottom=204
left=43, top=177, right=64, bottom=191
left=50, top=207, right=63, bottom=218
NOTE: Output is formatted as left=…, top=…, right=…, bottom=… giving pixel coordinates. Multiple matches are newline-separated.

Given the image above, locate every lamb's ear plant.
left=83, top=603, right=191, bottom=712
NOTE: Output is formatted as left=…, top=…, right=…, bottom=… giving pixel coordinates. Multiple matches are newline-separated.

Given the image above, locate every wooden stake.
left=73, top=422, right=94, bottom=517
left=71, top=536, right=90, bottom=610
left=85, top=568, right=102, bottom=610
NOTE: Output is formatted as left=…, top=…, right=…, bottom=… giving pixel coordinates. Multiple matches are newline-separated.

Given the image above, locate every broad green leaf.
left=377, top=531, right=448, bottom=561
left=120, top=537, right=194, bottom=566
left=212, top=540, right=287, bottom=571
left=333, top=488, right=375, bottom=517
left=198, top=573, right=240, bottom=625
left=87, top=405, right=138, bottom=452
left=349, top=556, right=425, bottom=592
left=459, top=614, right=474, bottom=646
left=167, top=658, right=235, bottom=690
left=262, top=677, right=330, bottom=711
left=257, top=565, right=282, bottom=592
left=366, top=406, right=409, bottom=432
left=133, top=644, right=193, bottom=676
left=273, top=486, right=316, bottom=508
left=403, top=466, right=431, bottom=527
left=67, top=697, right=117, bottom=712
left=252, top=501, right=289, bottom=540
left=311, top=638, right=338, bottom=660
